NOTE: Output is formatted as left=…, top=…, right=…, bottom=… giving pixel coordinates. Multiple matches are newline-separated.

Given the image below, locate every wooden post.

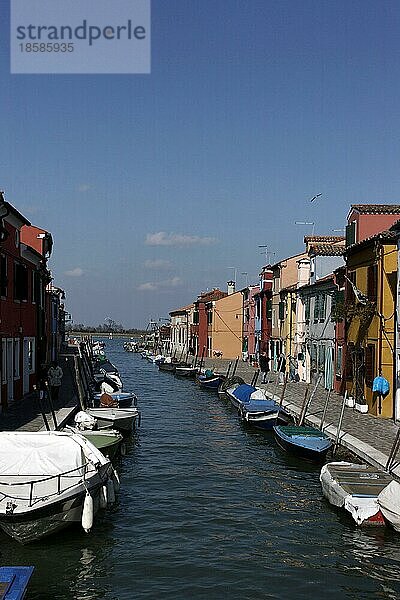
left=279, top=372, right=289, bottom=407
left=198, top=346, right=206, bottom=374
left=37, top=389, right=50, bottom=431
left=320, top=388, right=331, bottom=430
left=333, top=391, right=348, bottom=456
left=232, top=357, right=239, bottom=377
left=386, top=427, right=400, bottom=472
left=253, top=370, right=260, bottom=387
left=225, top=362, right=232, bottom=379
left=45, top=383, right=58, bottom=430
left=297, top=385, right=310, bottom=426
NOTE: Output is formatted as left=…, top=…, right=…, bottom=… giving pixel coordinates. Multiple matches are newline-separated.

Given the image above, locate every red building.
left=254, top=266, right=273, bottom=359
left=346, top=205, right=400, bottom=245
left=0, top=195, right=55, bottom=409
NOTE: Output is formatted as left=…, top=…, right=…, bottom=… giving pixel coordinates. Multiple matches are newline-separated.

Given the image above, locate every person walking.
left=47, top=361, right=63, bottom=401
left=278, top=352, right=286, bottom=385
left=259, top=352, right=270, bottom=384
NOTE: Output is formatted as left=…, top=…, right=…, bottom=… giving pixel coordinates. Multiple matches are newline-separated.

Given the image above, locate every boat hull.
left=0, top=485, right=102, bottom=544
left=273, top=427, right=331, bottom=460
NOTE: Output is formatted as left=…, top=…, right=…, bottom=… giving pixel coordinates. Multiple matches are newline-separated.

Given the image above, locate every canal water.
left=3, top=338, right=400, bottom=599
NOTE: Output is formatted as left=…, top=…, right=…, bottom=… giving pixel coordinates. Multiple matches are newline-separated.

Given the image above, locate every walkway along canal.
left=3, top=339, right=400, bottom=599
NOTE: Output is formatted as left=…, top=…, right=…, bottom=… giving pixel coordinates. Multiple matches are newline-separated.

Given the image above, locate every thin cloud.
left=137, top=277, right=182, bottom=291
left=137, top=282, right=158, bottom=291
left=144, top=259, right=172, bottom=270
left=65, top=267, right=84, bottom=277
left=145, top=232, right=216, bottom=246
left=77, top=184, right=91, bottom=192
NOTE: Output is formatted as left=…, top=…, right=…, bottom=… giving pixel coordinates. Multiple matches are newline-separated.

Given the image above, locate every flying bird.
left=310, top=193, right=322, bottom=202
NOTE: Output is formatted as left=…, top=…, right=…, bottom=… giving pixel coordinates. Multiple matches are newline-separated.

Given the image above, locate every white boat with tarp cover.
left=320, top=462, right=393, bottom=526
left=0, top=431, right=113, bottom=544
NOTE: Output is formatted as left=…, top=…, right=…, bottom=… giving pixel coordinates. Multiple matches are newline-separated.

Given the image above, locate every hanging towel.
left=372, top=376, right=390, bottom=396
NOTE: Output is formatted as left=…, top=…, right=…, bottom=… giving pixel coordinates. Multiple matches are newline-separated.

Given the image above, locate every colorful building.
left=345, top=230, right=397, bottom=417
left=241, top=284, right=259, bottom=362
left=210, top=284, right=243, bottom=360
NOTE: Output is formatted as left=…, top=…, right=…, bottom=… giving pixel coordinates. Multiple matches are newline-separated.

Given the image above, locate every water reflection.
left=6, top=338, right=400, bottom=600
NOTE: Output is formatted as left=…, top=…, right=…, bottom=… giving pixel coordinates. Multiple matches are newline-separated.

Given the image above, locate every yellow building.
left=345, top=231, right=397, bottom=418
left=211, top=290, right=243, bottom=359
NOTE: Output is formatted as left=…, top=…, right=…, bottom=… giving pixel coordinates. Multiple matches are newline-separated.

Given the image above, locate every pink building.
left=241, top=284, right=259, bottom=361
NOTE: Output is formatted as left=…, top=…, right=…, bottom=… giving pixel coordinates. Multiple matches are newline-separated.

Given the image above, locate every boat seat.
left=0, top=579, right=12, bottom=599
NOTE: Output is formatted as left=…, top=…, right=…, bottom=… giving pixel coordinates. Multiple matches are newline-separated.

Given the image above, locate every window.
left=365, top=344, right=375, bottom=387
left=266, top=299, right=272, bottom=320
left=28, top=338, right=35, bottom=374
left=207, top=310, right=213, bottom=325
left=1, top=339, right=6, bottom=384
left=14, top=263, right=28, bottom=302
left=367, top=265, right=378, bottom=302
left=13, top=339, right=20, bottom=379
left=346, top=343, right=354, bottom=381
left=346, top=221, right=356, bottom=246
left=0, top=255, right=7, bottom=298
left=313, top=295, right=320, bottom=322
left=305, top=296, right=310, bottom=322
left=319, top=294, right=326, bottom=321
left=318, top=345, right=326, bottom=372
left=336, top=346, right=343, bottom=378
left=278, top=301, right=285, bottom=321
left=193, top=310, right=199, bottom=325
left=347, top=271, right=356, bottom=305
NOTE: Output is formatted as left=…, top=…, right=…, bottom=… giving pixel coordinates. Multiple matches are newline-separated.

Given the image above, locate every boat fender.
left=82, top=492, right=94, bottom=533
left=106, top=478, right=116, bottom=505
left=100, top=485, right=107, bottom=509
left=112, top=468, right=121, bottom=493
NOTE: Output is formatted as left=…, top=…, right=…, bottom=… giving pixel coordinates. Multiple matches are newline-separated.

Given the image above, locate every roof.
left=308, top=243, right=345, bottom=256
left=304, top=235, right=344, bottom=243
left=298, top=273, right=335, bottom=293
left=349, top=204, right=400, bottom=215
left=345, top=229, right=397, bottom=254
left=270, top=251, right=307, bottom=270
left=169, top=303, right=194, bottom=316
left=0, top=198, right=31, bottom=226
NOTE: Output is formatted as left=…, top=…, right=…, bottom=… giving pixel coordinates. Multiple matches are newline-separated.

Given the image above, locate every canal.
left=3, top=338, right=400, bottom=599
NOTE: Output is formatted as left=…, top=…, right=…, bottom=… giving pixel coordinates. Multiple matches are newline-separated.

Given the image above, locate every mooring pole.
left=333, top=391, right=348, bottom=456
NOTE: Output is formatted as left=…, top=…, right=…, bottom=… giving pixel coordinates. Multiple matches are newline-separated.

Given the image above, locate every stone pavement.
left=203, top=357, right=400, bottom=478
left=0, top=347, right=79, bottom=433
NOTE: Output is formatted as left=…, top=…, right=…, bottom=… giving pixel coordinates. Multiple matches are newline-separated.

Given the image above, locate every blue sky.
left=1, top=0, right=400, bottom=327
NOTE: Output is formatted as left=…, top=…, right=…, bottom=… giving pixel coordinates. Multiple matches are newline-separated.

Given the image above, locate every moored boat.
left=94, top=391, right=138, bottom=408
left=175, top=365, right=197, bottom=378
left=320, top=462, right=393, bottom=526
left=85, top=407, right=140, bottom=433
left=66, top=426, right=123, bottom=460
left=273, top=425, right=332, bottom=460
left=0, top=431, right=113, bottom=544
left=197, top=370, right=225, bottom=390
left=0, top=566, right=34, bottom=599
left=378, top=480, right=400, bottom=531
left=225, top=383, right=289, bottom=430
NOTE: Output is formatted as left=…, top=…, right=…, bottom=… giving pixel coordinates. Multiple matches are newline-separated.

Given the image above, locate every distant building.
left=209, top=282, right=243, bottom=359
left=241, top=284, right=259, bottom=362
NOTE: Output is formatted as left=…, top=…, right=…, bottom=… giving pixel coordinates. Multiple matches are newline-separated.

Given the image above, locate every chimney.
left=227, top=280, right=235, bottom=295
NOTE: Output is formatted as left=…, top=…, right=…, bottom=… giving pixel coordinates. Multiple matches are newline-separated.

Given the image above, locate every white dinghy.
left=84, top=407, right=140, bottom=433
left=0, top=431, right=114, bottom=544
left=320, top=462, right=392, bottom=526
left=378, top=480, right=400, bottom=532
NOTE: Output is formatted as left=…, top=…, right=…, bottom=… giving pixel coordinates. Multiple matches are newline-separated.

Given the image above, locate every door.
left=23, top=338, right=30, bottom=395
left=6, top=338, right=14, bottom=404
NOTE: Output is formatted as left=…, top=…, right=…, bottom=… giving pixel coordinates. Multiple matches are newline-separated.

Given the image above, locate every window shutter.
left=279, top=301, right=285, bottom=321
left=346, top=222, right=356, bottom=246
left=365, top=344, right=375, bottom=387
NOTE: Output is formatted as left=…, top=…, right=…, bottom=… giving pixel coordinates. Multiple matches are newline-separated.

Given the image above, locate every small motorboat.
left=85, top=407, right=140, bottom=433
left=0, top=431, right=114, bottom=544
left=0, top=566, right=34, bottom=599
left=158, top=358, right=178, bottom=373
left=94, top=391, right=138, bottom=408
left=66, top=425, right=123, bottom=461
left=320, top=462, right=393, bottom=526
left=225, top=383, right=289, bottom=430
left=175, top=365, right=197, bottom=378
left=378, top=480, right=400, bottom=531
left=197, top=370, right=226, bottom=390
left=273, top=425, right=332, bottom=460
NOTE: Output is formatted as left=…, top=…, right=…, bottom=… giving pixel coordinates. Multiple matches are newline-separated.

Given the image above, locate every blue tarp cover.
left=233, top=384, right=257, bottom=403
